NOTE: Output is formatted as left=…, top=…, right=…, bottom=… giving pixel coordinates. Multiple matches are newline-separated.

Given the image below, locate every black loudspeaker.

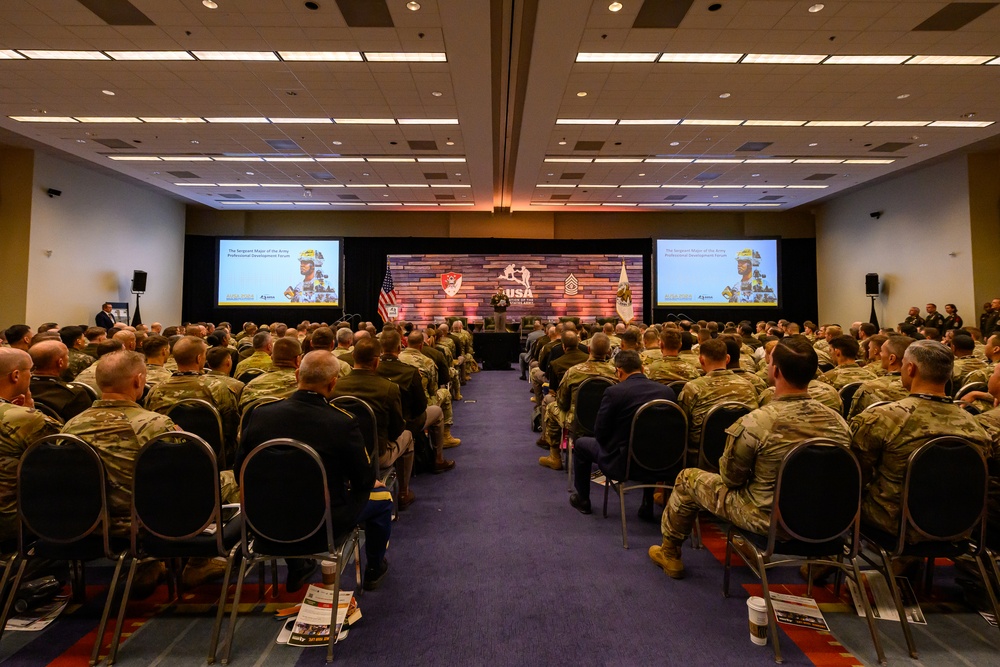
left=865, top=273, right=879, bottom=297
left=132, top=270, right=147, bottom=293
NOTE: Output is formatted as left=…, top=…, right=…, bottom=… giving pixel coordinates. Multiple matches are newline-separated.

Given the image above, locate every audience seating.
left=666, top=380, right=687, bottom=396
left=237, top=396, right=282, bottom=441
left=235, top=368, right=266, bottom=385
left=723, top=438, right=885, bottom=665
left=30, top=401, right=64, bottom=424
left=838, top=382, right=865, bottom=419
left=156, top=398, right=227, bottom=469
left=565, top=376, right=617, bottom=491
left=955, top=381, right=988, bottom=402
left=329, top=395, right=400, bottom=519
left=216, top=438, right=360, bottom=665
left=69, top=381, right=99, bottom=401
left=692, top=401, right=752, bottom=548
left=602, top=399, right=687, bottom=549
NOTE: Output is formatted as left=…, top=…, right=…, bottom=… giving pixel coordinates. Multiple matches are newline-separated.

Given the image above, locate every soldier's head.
left=588, top=333, right=611, bottom=360
left=614, top=350, right=643, bottom=380
left=406, top=331, right=424, bottom=350
left=96, top=340, right=124, bottom=358
left=921, top=326, right=941, bottom=342
left=0, top=348, right=32, bottom=401
left=112, top=329, right=136, bottom=351
left=378, top=330, right=400, bottom=356
left=272, top=338, right=302, bottom=368
left=252, top=331, right=273, bottom=353
left=173, top=336, right=208, bottom=371
left=5, top=325, right=32, bottom=351
left=354, top=330, right=371, bottom=343
left=336, top=327, right=354, bottom=348
left=824, top=325, right=842, bottom=342
left=619, top=326, right=641, bottom=351
left=84, top=326, right=106, bottom=344
left=297, top=350, right=339, bottom=397
left=950, top=335, right=975, bottom=357
left=945, top=304, right=957, bottom=315
left=143, top=335, right=170, bottom=364
left=659, top=329, right=682, bottom=355
left=985, top=334, right=1000, bottom=362
left=206, top=347, right=233, bottom=375
left=560, top=331, right=579, bottom=352
left=988, top=362, right=1000, bottom=399
left=352, top=337, right=381, bottom=370
left=451, top=320, right=464, bottom=333
left=881, top=335, right=914, bottom=371
left=926, top=303, right=937, bottom=314
left=59, top=325, right=86, bottom=350
left=721, top=335, right=741, bottom=369
left=901, top=339, right=953, bottom=391
left=696, top=339, right=727, bottom=373
left=96, top=350, right=147, bottom=401
left=642, top=328, right=659, bottom=350
left=28, top=340, right=69, bottom=377
left=829, top=335, right=860, bottom=365
left=908, top=306, right=920, bottom=317
left=310, top=327, right=335, bottom=351
left=858, top=322, right=877, bottom=339
left=770, top=337, right=817, bottom=390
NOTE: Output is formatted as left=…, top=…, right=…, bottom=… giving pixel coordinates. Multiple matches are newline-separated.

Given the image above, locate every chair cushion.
left=737, top=529, right=846, bottom=558
left=141, top=515, right=243, bottom=558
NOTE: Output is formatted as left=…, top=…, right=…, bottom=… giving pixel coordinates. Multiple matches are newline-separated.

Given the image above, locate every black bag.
left=14, top=576, right=61, bottom=613
left=531, top=405, right=542, bottom=432
left=412, top=429, right=436, bottom=474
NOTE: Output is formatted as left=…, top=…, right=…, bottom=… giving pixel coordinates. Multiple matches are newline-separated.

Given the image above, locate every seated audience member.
left=963, top=333, right=1000, bottom=386
left=5, top=325, right=33, bottom=352
left=378, top=330, right=454, bottom=474
left=59, top=326, right=93, bottom=381
left=437, top=323, right=467, bottom=388
left=307, top=327, right=351, bottom=377
left=847, top=335, right=913, bottom=419
left=950, top=334, right=988, bottom=385
left=618, top=326, right=642, bottom=353
left=28, top=340, right=93, bottom=421
left=862, top=334, right=889, bottom=376
left=529, top=325, right=562, bottom=403
left=206, top=347, right=246, bottom=404
left=0, top=348, right=61, bottom=542
left=647, top=329, right=701, bottom=383
left=538, top=333, right=615, bottom=470
left=546, top=331, right=589, bottom=395
left=399, top=331, right=460, bottom=447
left=677, top=331, right=700, bottom=367
left=640, top=327, right=663, bottom=364
left=332, top=326, right=355, bottom=362
left=73, top=339, right=124, bottom=397
left=233, top=321, right=256, bottom=344
left=146, top=336, right=240, bottom=458
left=649, top=337, right=850, bottom=579
left=722, top=336, right=766, bottom=396
left=420, top=329, right=454, bottom=404
left=63, top=350, right=239, bottom=595
left=817, top=335, right=876, bottom=390
left=850, top=340, right=992, bottom=543
left=142, top=335, right=174, bottom=386
left=568, top=350, right=675, bottom=519
left=677, top=338, right=759, bottom=454
left=234, top=331, right=275, bottom=378
left=82, top=326, right=107, bottom=358
left=451, top=319, right=477, bottom=376
left=237, top=351, right=394, bottom=592
left=113, top=329, right=136, bottom=352
left=238, top=338, right=303, bottom=412
left=333, top=337, right=417, bottom=509
left=520, top=321, right=546, bottom=379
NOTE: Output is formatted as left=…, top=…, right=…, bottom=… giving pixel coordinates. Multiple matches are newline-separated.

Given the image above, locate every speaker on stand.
left=131, top=270, right=147, bottom=326
left=865, top=273, right=879, bottom=330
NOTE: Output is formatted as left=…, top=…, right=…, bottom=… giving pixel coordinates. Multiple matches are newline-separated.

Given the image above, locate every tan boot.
left=648, top=541, right=685, bottom=579
left=538, top=447, right=563, bottom=470
left=443, top=426, right=461, bottom=448
left=181, top=557, right=228, bottom=589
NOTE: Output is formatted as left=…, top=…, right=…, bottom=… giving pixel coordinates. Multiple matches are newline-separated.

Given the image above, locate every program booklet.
left=276, top=586, right=358, bottom=647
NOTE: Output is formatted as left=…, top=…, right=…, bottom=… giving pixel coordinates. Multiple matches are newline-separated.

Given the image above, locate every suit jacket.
left=96, top=310, right=115, bottom=331
left=422, top=346, right=450, bottom=389
left=376, top=356, right=427, bottom=432
left=332, top=368, right=405, bottom=455
left=592, top=373, right=676, bottom=479
left=237, top=390, right=373, bottom=530
left=30, top=375, right=93, bottom=421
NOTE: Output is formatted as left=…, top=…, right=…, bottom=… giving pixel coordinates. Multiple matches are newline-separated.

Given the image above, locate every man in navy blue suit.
left=95, top=302, right=116, bottom=332
left=569, top=350, right=675, bottom=518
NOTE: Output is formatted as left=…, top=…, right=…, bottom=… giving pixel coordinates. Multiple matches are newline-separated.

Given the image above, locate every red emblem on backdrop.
left=441, top=272, right=463, bottom=297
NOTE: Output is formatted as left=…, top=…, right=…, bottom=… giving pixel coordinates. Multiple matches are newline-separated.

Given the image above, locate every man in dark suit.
left=96, top=302, right=116, bottom=332
left=333, top=337, right=416, bottom=509
left=569, top=350, right=676, bottom=519
left=238, top=350, right=393, bottom=592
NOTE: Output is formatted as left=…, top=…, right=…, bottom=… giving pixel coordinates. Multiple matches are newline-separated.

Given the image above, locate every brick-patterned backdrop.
left=387, top=254, right=643, bottom=324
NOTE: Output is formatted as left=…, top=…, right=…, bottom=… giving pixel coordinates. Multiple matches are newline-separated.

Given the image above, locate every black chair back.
left=240, top=439, right=332, bottom=555
left=236, top=368, right=266, bottom=384
left=18, top=434, right=107, bottom=549
left=30, top=400, right=64, bottom=424
left=955, top=381, right=988, bottom=401
left=160, top=398, right=226, bottom=467
left=133, top=432, right=220, bottom=543
left=330, top=396, right=379, bottom=477
left=572, top=376, right=616, bottom=438
left=903, top=436, right=987, bottom=544
left=625, top=399, right=687, bottom=482
left=838, top=382, right=865, bottom=418
left=667, top=380, right=688, bottom=396
left=818, top=362, right=835, bottom=373
left=774, top=439, right=861, bottom=547
left=68, top=381, right=99, bottom=401
left=944, top=377, right=954, bottom=397
left=699, top=402, right=751, bottom=472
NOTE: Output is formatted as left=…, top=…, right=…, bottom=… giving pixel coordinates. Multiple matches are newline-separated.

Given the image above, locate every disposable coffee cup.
left=747, top=596, right=768, bottom=646
left=321, top=560, right=337, bottom=587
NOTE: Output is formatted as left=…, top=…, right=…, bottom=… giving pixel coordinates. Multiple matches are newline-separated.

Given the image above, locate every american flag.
left=377, top=260, right=397, bottom=323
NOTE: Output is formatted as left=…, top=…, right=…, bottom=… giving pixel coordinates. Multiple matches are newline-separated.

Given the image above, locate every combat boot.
left=648, top=541, right=685, bottom=579
left=443, top=426, right=461, bottom=448
left=538, top=447, right=562, bottom=470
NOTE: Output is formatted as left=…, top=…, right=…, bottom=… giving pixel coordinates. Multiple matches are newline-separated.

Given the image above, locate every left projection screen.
left=217, top=238, right=342, bottom=307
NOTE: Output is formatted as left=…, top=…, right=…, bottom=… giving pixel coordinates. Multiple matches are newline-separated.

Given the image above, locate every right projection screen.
left=655, top=239, right=779, bottom=307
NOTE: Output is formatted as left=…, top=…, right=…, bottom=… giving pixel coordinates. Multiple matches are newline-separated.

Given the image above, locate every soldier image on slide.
left=284, top=249, right=338, bottom=303
left=722, top=248, right=775, bottom=304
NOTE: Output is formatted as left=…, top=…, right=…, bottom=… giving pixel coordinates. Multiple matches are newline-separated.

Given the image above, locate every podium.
left=473, top=332, right=519, bottom=370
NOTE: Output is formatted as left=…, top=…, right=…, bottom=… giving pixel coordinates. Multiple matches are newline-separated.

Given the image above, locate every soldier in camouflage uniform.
left=677, top=339, right=759, bottom=453
left=650, top=337, right=849, bottom=578
left=451, top=320, right=478, bottom=376
left=646, top=329, right=701, bottom=383
left=73, top=339, right=125, bottom=398
left=816, top=335, right=876, bottom=390
left=538, top=333, right=615, bottom=470
left=142, top=335, right=174, bottom=387
left=640, top=328, right=662, bottom=364
left=758, top=379, right=843, bottom=413
left=234, top=331, right=275, bottom=378
left=0, top=348, right=61, bottom=541
left=206, top=347, right=245, bottom=404
left=59, top=326, right=94, bottom=381
left=437, top=323, right=467, bottom=388
left=427, top=328, right=462, bottom=402
left=721, top=336, right=767, bottom=396
left=847, top=335, right=913, bottom=419
left=850, top=340, right=993, bottom=540
left=964, top=334, right=998, bottom=386
left=951, top=335, right=989, bottom=386
left=399, top=331, right=460, bottom=447
left=238, top=337, right=302, bottom=413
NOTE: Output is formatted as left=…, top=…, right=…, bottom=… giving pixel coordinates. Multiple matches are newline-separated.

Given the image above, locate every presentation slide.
left=655, top=239, right=779, bottom=307
left=217, top=239, right=341, bottom=307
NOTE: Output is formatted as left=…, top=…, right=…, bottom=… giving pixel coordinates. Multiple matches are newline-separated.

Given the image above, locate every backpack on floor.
left=531, top=405, right=542, bottom=432
left=412, top=429, right=436, bottom=474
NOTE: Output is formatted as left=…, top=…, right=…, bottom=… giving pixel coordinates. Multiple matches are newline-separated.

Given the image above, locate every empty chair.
left=667, top=380, right=688, bottom=396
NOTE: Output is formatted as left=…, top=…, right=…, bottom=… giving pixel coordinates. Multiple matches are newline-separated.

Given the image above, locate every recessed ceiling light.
left=75, top=139, right=86, bottom=143
left=202, top=0, right=218, bottom=8
left=193, top=51, right=279, bottom=61
left=138, top=117, right=205, bottom=123
left=896, top=93, right=910, bottom=99
left=669, top=141, right=680, bottom=146
left=107, top=51, right=195, bottom=61
left=824, top=55, right=910, bottom=65
left=576, top=91, right=588, bottom=97
left=808, top=143, right=818, bottom=147
left=751, top=173, right=760, bottom=177
left=17, top=50, right=110, bottom=60
left=609, top=2, right=623, bottom=12
left=558, top=140, right=567, bottom=145
left=929, top=120, right=994, bottom=127
left=332, top=140, right=342, bottom=145
left=906, top=55, right=994, bottom=66
left=334, top=118, right=395, bottom=124
left=364, top=52, right=446, bottom=62
left=190, top=140, right=200, bottom=144
left=445, top=140, right=455, bottom=146
left=742, top=54, right=826, bottom=65
left=406, top=1, right=421, bottom=10
left=278, top=51, right=362, bottom=61
left=806, top=120, right=868, bottom=127
left=547, top=173, right=554, bottom=176
left=866, top=121, right=929, bottom=127
left=659, top=53, right=743, bottom=64
left=101, top=89, right=115, bottom=96
left=556, top=118, right=616, bottom=125
left=431, top=91, right=443, bottom=97
left=245, top=171, right=254, bottom=175
left=719, top=92, right=731, bottom=99
left=919, top=143, right=929, bottom=147
left=681, top=119, right=743, bottom=125
left=638, top=173, right=645, bottom=176
left=397, top=118, right=458, bottom=125
left=808, top=3, right=824, bottom=12
left=618, top=119, right=680, bottom=125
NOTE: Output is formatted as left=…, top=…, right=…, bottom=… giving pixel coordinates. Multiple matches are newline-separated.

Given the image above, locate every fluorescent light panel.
left=906, top=55, right=993, bottom=65
left=866, top=121, right=930, bottom=127
left=364, top=52, right=446, bottom=62
left=334, top=118, right=395, bottom=124
left=618, top=119, right=681, bottom=125
left=73, top=116, right=141, bottom=123
left=397, top=118, right=458, bottom=125
left=576, top=52, right=658, bottom=62
left=191, top=51, right=278, bottom=61
left=268, top=117, right=333, bottom=124
left=824, top=55, right=910, bottom=65
left=17, top=50, right=109, bottom=60
left=681, top=119, right=744, bottom=125
left=555, top=118, right=617, bottom=125
left=107, top=51, right=194, bottom=61
left=278, top=51, right=362, bottom=61
left=9, top=116, right=78, bottom=122
left=743, top=120, right=807, bottom=126
left=138, top=117, right=205, bottom=123
left=0, top=50, right=24, bottom=59
left=204, top=117, right=270, bottom=123
left=929, top=120, right=995, bottom=127
left=805, top=120, right=869, bottom=126
left=743, top=53, right=826, bottom=64
left=659, top=53, right=742, bottom=63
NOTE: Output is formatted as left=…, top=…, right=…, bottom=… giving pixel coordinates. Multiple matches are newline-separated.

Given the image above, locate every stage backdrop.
left=386, top=254, right=643, bottom=323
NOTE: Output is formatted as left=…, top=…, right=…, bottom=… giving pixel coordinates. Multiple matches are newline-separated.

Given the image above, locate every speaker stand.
left=131, top=292, right=143, bottom=327
left=868, top=295, right=879, bottom=330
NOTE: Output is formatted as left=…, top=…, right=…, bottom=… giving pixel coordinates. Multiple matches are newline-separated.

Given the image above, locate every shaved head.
left=28, top=340, right=68, bottom=374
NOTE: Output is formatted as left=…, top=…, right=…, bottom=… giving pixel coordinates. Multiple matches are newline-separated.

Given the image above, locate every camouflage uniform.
left=64, top=349, right=94, bottom=381
left=435, top=341, right=462, bottom=401
left=455, top=329, right=477, bottom=375
left=964, top=364, right=994, bottom=386
left=640, top=348, right=662, bottom=364
left=678, top=370, right=759, bottom=450
left=646, top=356, right=701, bottom=383
left=847, top=372, right=908, bottom=420
left=72, top=361, right=102, bottom=398
left=238, top=368, right=298, bottom=412
left=0, top=402, right=60, bottom=540
left=542, top=359, right=615, bottom=447
left=758, top=379, right=843, bottom=413
left=164, top=357, right=178, bottom=373
left=850, top=395, right=993, bottom=539
left=399, top=347, right=453, bottom=426
left=206, top=369, right=245, bottom=404
left=953, top=355, right=989, bottom=385
left=678, top=350, right=700, bottom=368
left=332, top=347, right=353, bottom=361
left=661, top=394, right=850, bottom=544
left=234, top=351, right=274, bottom=378
left=145, top=364, right=173, bottom=387
left=732, top=368, right=767, bottom=396
left=865, top=360, right=888, bottom=377
left=817, top=364, right=876, bottom=391
left=146, top=371, right=240, bottom=456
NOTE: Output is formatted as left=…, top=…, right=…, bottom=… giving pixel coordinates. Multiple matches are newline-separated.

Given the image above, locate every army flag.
left=615, top=260, right=633, bottom=324
left=377, top=260, right=397, bottom=323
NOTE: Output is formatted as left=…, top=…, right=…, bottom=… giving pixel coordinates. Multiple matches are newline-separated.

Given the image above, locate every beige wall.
left=967, top=152, right=1000, bottom=313
left=26, top=152, right=186, bottom=327
left=0, top=147, right=34, bottom=325
left=816, top=155, right=976, bottom=328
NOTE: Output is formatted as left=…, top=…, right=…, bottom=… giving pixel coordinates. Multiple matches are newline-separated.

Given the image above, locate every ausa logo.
left=441, top=272, right=463, bottom=297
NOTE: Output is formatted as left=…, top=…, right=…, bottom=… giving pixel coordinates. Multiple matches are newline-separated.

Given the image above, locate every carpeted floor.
left=1, top=368, right=998, bottom=665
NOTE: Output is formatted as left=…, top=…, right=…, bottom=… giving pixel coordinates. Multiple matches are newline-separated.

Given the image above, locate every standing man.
left=96, top=302, right=116, bottom=332
left=904, top=307, right=925, bottom=328
left=490, top=285, right=510, bottom=333
left=924, top=304, right=945, bottom=331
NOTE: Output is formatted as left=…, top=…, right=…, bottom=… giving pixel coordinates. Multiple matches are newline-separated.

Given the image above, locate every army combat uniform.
left=953, top=355, right=989, bottom=385
left=646, top=355, right=701, bottom=383
left=234, top=350, right=274, bottom=378
left=541, top=359, right=615, bottom=448
left=0, top=401, right=60, bottom=540
left=64, top=349, right=95, bottom=381
left=399, top=347, right=454, bottom=427
left=661, top=394, right=850, bottom=544
left=145, top=363, right=173, bottom=387
left=817, top=363, right=876, bottom=391
left=677, top=370, right=759, bottom=451
left=146, top=371, right=240, bottom=459
left=238, top=368, right=298, bottom=413
left=847, top=372, right=908, bottom=420
left=758, top=379, right=843, bottom=413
